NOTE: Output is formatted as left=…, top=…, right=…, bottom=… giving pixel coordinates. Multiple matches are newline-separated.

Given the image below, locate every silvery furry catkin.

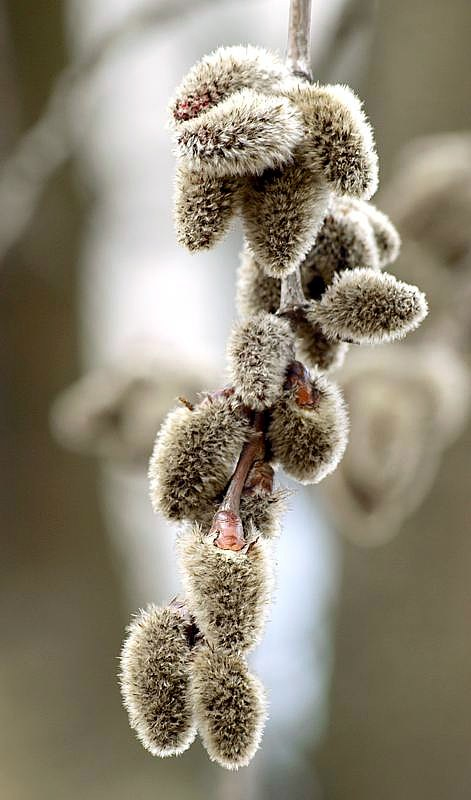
left=120, top=605, right=197, bottom=756
left=236, top=195, right=405, bottom=371
left=149, top=394, right=250, bottom=521
left=268, top=363, right=348, bottom=484
left=174, top=165, right=240, bottom=251
left=178, top=524, right=274, bottom=652
left=312, top=268, right=428, bottom=344
left=241, top=156, right=332, bottom=278
left=176, top=89, right=304, bottom=179
left=190, top=643, right=267, bottom=770
left=227, top=312, right=294, bottom=409
left=241, top=81, right=378, bottom=278
left=170, top=45, right=290, bottom=124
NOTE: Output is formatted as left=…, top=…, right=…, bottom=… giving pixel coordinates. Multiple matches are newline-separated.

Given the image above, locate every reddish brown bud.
left=284, top=361, right=320, bottom=408
left=210, top=510, right=245, bottom=551
left=173, top=91, right=215, bottom=122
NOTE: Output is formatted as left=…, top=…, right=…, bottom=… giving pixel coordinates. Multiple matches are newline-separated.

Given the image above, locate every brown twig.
left=279, top=0, right=313, bottom=315
left=210, top=413, right=266, bottom=551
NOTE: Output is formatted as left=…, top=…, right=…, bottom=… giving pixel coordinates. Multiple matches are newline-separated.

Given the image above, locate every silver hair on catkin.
left=120, top=605, right=197, bottom=757
left=170, top=45, right=290, bottom=125
left=174, top=165, right=240, bottom=251
left=176, top=89, right=304, bottom=179
left=178, top=524, right=274, bottom=652
left=227, top=312, right=294, bottom=409
left=312, top=268, right=428, bottom=345
left=268, top=364, right=349, bottom=484
left=149, top=394, right=250, bottom=521
left=190, top=643, right=267, bottom=770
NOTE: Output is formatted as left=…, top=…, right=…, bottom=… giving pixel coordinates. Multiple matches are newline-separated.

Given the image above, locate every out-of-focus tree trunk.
left=317, top=1, right=471, bottom=798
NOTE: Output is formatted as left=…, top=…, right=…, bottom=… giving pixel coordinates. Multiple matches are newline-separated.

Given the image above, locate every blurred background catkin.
left=1, top=1, right=471, bottom=799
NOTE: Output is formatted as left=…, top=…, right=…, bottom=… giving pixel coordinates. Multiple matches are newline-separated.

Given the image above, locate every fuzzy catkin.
left=170, top=45, right=290, bottom=124
left=268, top=371, right=349, bottom=484
left=295, top=317, right=349, bottom=372
left=357, top=199, right=401, bottom=267
left=236, top=245, right=281, bottom=317
left=227, top=312, right=294, bottom=409
left=302, top=203, right=379, bottom=291
left=313, top=268, right=428, bottom=345
left=149, top=395, right=250, bottom=521
left=289, top=82, right=378, bottom=199
left=190, top=643, right=267, bottom=770
left=241, top=154, right=332, bottom=277
left=120, top=605, right=196, bottom=756
left=174, top=165, right=239, bottom=251
left=176, top=89, right=304, bottom=179
left=178, top=524, right=274, bottom=652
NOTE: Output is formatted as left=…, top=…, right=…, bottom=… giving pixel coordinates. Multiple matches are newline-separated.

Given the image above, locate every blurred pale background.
left=1, top=1, right=471, bottom=798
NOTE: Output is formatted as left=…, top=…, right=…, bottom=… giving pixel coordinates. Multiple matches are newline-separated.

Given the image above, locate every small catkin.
left=178, top=524, right=274, bottom=652
left=227, top=313, right=294, bottom=409
left=294, top=317, right=349, bottom=372
left=268, top=370, right=349, bottom=484
left=241, top=153, right=332, bottom=277
left=170, top=45, right=290, bottom=125
left=149, top=395, right=251, bottom=521
left=190, top=643, right=267, bottom=770
left=174, top=165, right=240, bottom=251
left=289, top=82, right=378, bottom=199
left=176, top=89, right=304, bottom=179
left=312, top=268, right=429, bottom=344
left=236, top=245, right=281, bottom=317
left=120, top=605, right=196, bottom=757
left=302, top=202, right=379, bottom=293
left=358, top=199, right=401, bottom=267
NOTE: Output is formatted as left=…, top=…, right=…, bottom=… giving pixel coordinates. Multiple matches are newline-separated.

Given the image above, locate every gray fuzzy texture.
left=295, top=317, right=349, bottom=372
left=178, top=525, right=274, bottom=652
left=227, top=313, right=294, bottom=409
left=170, top=45, right=290, bottom=125
left=241, top=154, right=332, bottom=277
left=190, top=643, right=267, bottom=770
left=176, top=88, right=304, bottom=179
left=236, top=244, right=280, bottom=317
left=303, top=200, right=379, bottom=290
left=357, top=198, right=401, bottom=267
left=120, top=605, right=196, bottom=757
left=268, top=370, right=349, bottom=484
left=149, top=396, right=251, bottom=521
left=174, top=165, right=240, bottom=251
left=236, top=197, right=402, bottom=370
left=288, top=82, right=378, bottom=199
left=312, top=268, right=428, bottom=345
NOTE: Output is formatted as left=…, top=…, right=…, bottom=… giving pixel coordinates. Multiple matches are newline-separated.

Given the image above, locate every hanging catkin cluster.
left=120, top=44, right=428, bottom=769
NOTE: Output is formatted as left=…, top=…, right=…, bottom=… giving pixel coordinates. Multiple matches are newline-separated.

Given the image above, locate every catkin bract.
left=190, top=643, right=267, bottom=770
left=120, top=605, right=196, bottom=756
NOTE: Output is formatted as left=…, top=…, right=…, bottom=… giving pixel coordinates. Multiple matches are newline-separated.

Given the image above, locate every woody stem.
left=279, top=0, right=314, bottom=315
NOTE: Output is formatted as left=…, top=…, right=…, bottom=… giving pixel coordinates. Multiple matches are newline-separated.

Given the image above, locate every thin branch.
left=279, top=0, right=313, bottom=313
left=286, top=0, right=313, bottom=80
left=210, top=413, right=266, bottom=551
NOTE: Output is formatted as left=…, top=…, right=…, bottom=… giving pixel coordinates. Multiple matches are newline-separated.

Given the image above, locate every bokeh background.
left=2, top=1, right=471, bottom=798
